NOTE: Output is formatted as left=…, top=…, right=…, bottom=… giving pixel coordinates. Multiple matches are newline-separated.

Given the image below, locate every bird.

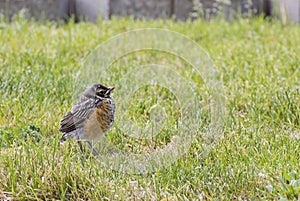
left=59, top=84, right=115, bottom=154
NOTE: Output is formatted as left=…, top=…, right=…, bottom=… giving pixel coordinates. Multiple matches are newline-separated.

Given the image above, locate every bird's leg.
left=77, top=141, right=84, bottom=152
left=87, top=141, right=99, bottom=156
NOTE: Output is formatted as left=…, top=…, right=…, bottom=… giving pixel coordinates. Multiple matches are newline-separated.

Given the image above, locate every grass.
left=0, top=15, right=299, bottom=200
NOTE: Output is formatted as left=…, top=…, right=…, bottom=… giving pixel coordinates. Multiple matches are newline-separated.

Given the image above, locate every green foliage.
left=267, top=171, right=300, bottom=200
left=0, top=17, right=299, bottom=200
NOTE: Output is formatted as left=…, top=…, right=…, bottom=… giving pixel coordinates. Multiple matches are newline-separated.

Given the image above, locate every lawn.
left=0, top=16, right=299, bottom=200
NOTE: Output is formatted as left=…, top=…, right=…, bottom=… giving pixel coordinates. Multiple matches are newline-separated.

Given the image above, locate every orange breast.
left=85, top=99, right=114, bottom=140
left=95, top=107, right=111, bottom=133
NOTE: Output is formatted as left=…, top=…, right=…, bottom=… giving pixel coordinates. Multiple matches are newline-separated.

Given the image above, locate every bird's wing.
left=59, top=98, right=100, bottom=133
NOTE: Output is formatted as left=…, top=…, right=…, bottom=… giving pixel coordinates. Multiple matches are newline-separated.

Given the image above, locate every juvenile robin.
left=59, top=84, right=115, bottom=151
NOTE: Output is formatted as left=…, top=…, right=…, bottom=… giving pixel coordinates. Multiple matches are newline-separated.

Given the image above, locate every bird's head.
left=84, top=84, right=115, bottom=99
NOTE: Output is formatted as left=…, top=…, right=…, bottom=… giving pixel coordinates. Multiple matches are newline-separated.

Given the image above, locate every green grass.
left=0, top=16, right=300, bottom=200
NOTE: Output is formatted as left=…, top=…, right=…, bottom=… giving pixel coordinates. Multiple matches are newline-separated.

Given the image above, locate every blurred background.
left=0, top=0, right=299, bottom=24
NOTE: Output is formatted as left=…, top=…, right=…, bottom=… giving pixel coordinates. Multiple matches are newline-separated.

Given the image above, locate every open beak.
left=108, top=86, right=115, bottom=92
left=104, top=86, right=115, bottom=96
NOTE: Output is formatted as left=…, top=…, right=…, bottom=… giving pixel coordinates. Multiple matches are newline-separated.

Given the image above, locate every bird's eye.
left=97, top=90, right=104, bottom=97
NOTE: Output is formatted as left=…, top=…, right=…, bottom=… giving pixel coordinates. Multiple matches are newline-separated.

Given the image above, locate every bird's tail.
left=59, top=134, right=68, bottom=142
